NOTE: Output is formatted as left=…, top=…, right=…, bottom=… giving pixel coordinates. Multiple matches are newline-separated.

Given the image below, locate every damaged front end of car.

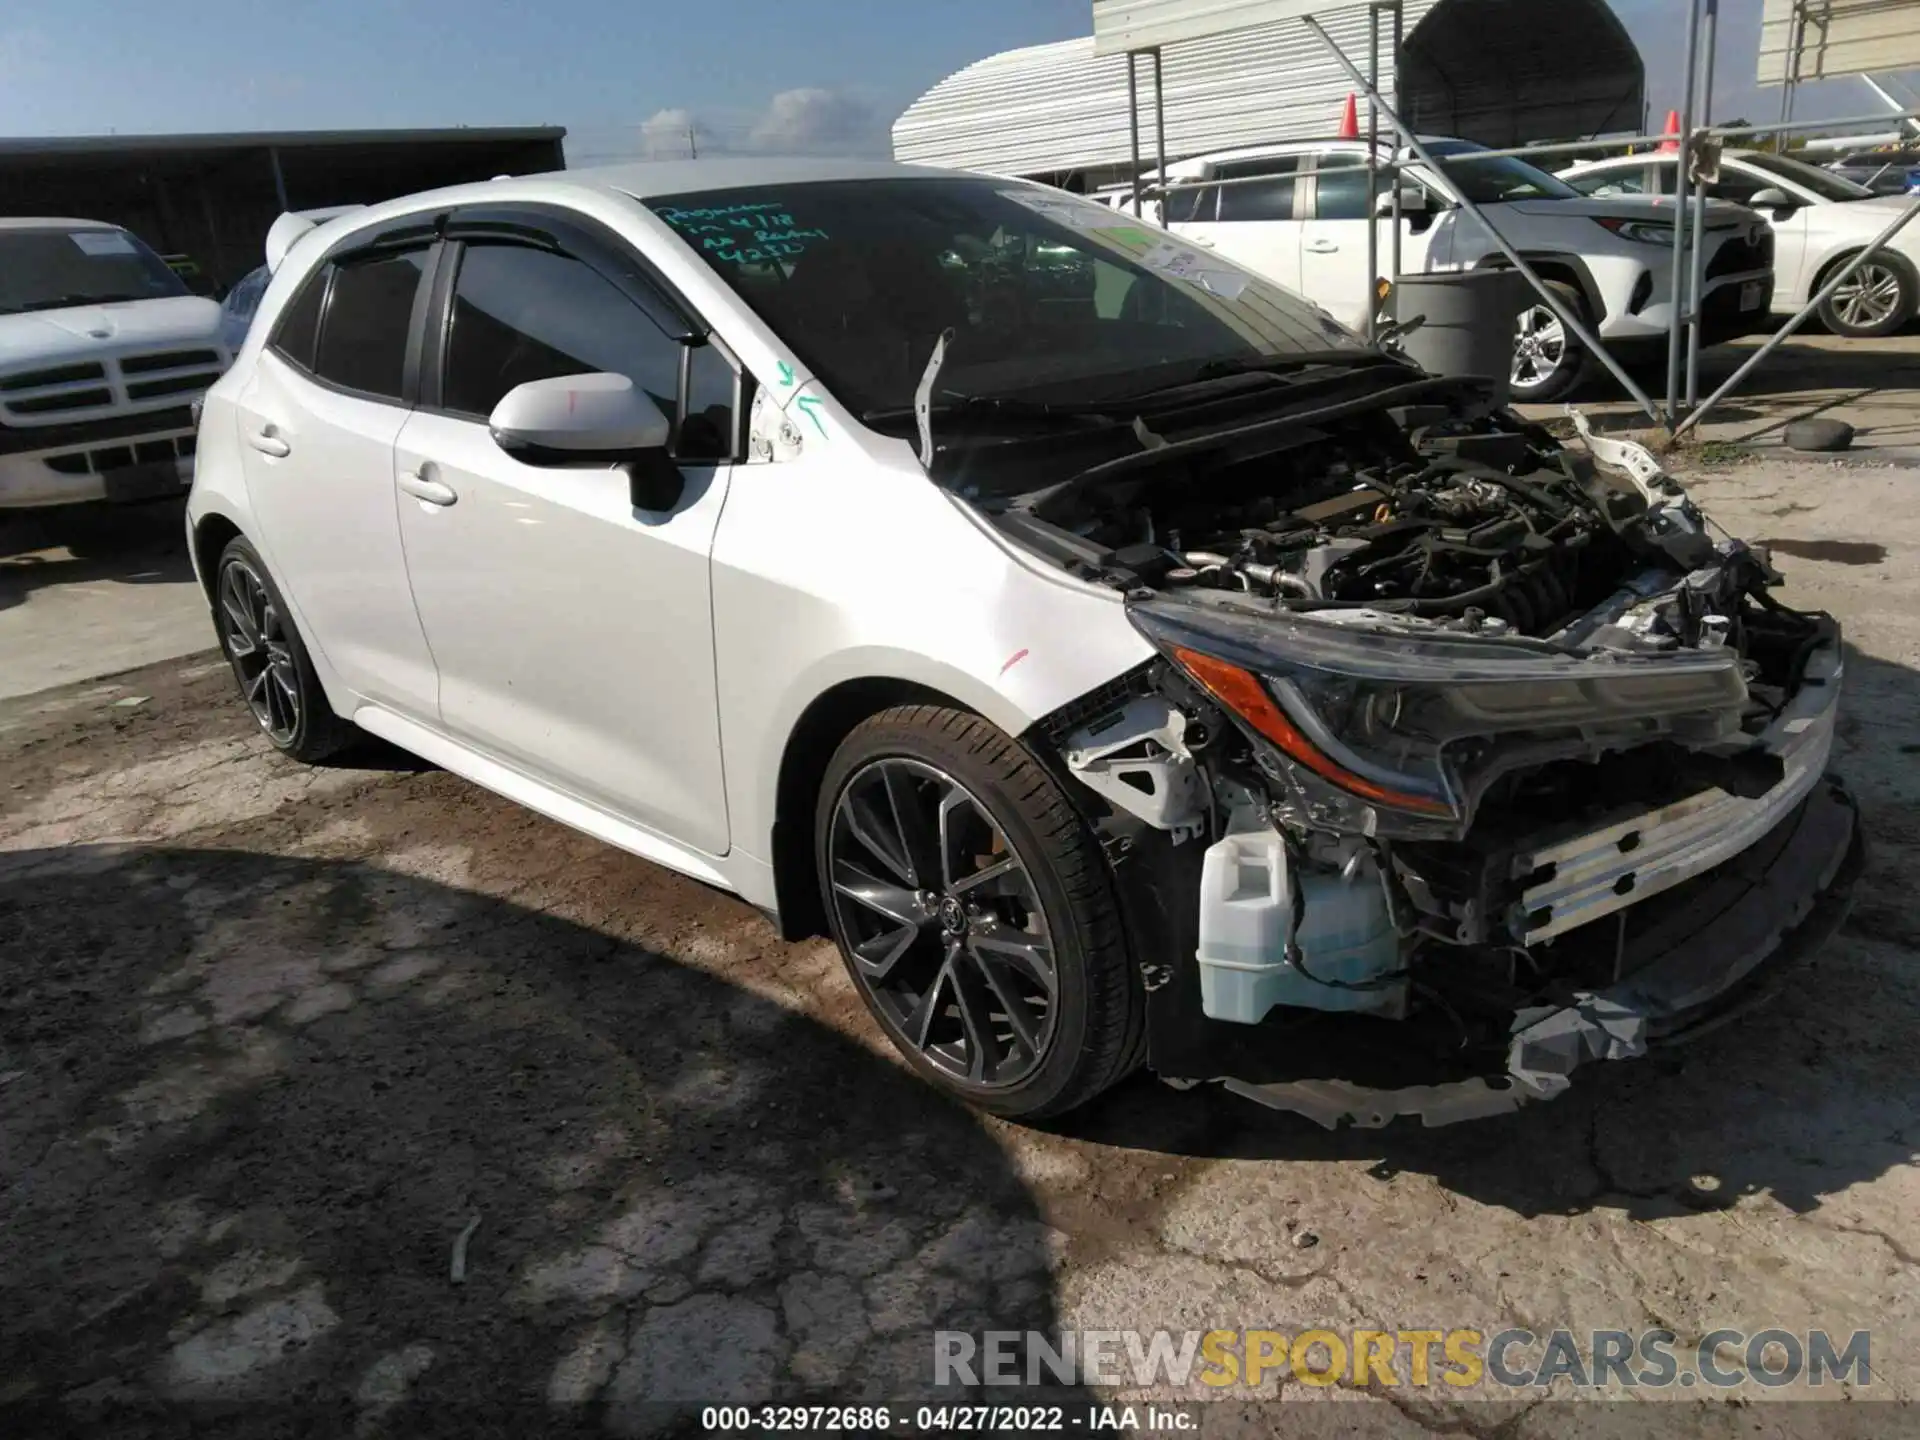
left=1014, top=393, right=1862, bottom=1127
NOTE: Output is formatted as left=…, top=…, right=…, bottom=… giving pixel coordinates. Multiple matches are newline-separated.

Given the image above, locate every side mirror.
left=488, top=373, right=684, bottom=511
left=1747, top=186, right=1797, bottom=214
left=1376, top=185, right=1431, bottom=218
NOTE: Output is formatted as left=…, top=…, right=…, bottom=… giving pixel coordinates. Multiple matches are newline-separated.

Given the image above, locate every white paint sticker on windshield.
left=1134, top=237, right=1251, bottom=299
left=996, top=188, right=1131, bottom=230
left=71, top=230, right=137, bottom=256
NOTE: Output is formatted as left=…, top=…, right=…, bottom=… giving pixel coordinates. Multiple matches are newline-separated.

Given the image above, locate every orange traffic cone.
left=1658, top=109, right=1681, bottom=152
left=1338, top=93, right=1360, bottom=139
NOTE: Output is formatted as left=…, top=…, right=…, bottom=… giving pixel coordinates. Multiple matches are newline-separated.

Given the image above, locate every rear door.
left=233, top=223, right=441, bottom=719
left=1176, top=155, right=1306, bottom=295
left=1298, top=150, right=1394, bottom=331
left=389, top=207, right=739, bottom=855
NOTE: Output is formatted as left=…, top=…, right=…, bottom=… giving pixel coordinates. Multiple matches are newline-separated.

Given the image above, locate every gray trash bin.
left=1389, top=270, right=1526, bottom=409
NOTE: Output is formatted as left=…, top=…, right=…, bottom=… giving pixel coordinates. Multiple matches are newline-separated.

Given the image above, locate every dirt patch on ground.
left=6, top=448, right=1920, bottom=1435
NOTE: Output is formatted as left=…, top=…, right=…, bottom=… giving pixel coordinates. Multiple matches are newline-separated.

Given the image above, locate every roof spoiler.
left=265, top=205, right=366, bottom=274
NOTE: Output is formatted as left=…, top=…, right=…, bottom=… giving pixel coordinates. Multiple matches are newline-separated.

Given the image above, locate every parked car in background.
left=0, top=217, right=229, bottom=509
left=187, top=158, right=1857, bottom=1126
left=1825, top=146, right=1920, bottom=196
left=219, top=265, right=271, bottom=354
left=1107, top=138, right=1775, bottom=402
left=1560, top=148, right=1920, bottom=337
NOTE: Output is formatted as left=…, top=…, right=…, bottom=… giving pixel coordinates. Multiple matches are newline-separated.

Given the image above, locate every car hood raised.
left=0, top=295, right=222, bottom=368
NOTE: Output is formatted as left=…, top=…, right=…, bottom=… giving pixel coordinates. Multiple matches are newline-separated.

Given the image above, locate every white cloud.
left=639, top=107, right=703, bottom=159
left=747, top=87, right=885, bottom=156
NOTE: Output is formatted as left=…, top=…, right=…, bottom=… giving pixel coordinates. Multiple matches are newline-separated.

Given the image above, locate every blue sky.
left=0, top=0, right=1897, bottom=158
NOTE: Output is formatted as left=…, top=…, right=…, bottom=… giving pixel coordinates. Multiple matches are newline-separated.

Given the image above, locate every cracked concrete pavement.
left=2, top=456, right=1917, bottom=1436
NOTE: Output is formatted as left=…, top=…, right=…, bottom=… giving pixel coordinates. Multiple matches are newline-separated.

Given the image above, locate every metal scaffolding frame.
left=1113, top=0, right=1920, bottom=436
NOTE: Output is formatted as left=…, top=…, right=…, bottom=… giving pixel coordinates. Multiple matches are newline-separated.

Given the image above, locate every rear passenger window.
left=313, top=250, right=429, bottom=401
left=441, top=243, right=682, bottom=428
left=1214, top=158, right=1300, bottom=223
left=269, top=269, right=327, bottom=371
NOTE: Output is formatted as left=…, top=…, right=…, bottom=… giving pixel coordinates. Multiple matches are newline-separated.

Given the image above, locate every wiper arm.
left=1187, top=348, right=1387, bottom=381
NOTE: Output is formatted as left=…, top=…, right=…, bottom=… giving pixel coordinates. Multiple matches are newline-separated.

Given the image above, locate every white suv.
left=1560, top=147, right=1920, bottom=337
left=187, top=159, right=1855, bottom=1125
left=1109, top=138, right=1775, bottom=401
left=0, top=218, right=229, bottom=509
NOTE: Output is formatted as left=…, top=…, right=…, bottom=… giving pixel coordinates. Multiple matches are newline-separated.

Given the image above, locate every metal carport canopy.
left=1094, top=0, right=1372, bottom=52
left=893, top=0, right=1643, bottom=178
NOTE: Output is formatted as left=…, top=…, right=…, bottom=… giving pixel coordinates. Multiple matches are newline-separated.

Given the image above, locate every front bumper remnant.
left=1222, top=775, right=1862, bottom=1128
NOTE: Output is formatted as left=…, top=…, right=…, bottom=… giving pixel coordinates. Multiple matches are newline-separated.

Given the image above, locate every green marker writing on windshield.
left=776, top=360, right=796, bottom=387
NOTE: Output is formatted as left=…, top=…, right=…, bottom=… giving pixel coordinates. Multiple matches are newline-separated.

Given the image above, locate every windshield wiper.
left=1186, top=348, right=1386, bottom=382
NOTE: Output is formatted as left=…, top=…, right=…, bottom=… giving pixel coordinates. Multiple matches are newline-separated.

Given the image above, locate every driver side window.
left=440, top=242, right=734, bottom=460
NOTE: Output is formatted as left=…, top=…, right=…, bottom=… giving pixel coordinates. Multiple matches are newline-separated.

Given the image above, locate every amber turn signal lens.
left=1170, top=647, right=1453, bottom=817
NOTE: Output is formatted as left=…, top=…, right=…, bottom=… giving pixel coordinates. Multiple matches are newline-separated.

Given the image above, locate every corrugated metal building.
left=894, top=0, right=1644, bottom=185
left=0, top=128, right=566, bottom=293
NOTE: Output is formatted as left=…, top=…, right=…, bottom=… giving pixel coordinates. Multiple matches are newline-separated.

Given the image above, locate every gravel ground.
left=2, top=457, right=1917, bottom=1437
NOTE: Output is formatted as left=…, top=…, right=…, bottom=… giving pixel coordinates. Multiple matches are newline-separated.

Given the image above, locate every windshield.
left=0, top=227, right=190, bottom=315
left=1419, top=140, right=1582, bottom=204
left=1741, top=152, right=1873, bottom=202
left=644, top=177, right=1363, bottom=418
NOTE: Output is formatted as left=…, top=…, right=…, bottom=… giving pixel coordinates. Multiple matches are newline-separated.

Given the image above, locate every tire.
left=212, top=536, right=355, bottom=764
left=1816, top=252, right=1917, bottom=338
left=1509, top=280, right=1590, bottom=403
left=814, top=704, right=1143, bottom=1119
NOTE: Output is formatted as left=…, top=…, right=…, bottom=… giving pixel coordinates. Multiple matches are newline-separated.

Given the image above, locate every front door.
left=391, top=231, right=737, bottom=855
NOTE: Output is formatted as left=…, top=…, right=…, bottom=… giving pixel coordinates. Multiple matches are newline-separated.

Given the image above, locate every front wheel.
left=1509, top=280, right=1590, bottom=403
left=815, top=705, right=1143, bottom=1119
left=1817, top=254, right=1917, bottom=338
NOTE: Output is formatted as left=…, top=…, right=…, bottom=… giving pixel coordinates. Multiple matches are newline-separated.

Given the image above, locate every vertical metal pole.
left=1153, top=47, right=1168, bottom=225
left=1128, top=52, right=1143, bottom=219
left=268, top=146, right=290, bottom=212
left=1366, top=3, right=1381, bottom=342
left=1390, top=0, right=1404, bottom=281
left=1778, top=2, right=1802, bottom=128
left=1665, top=0, right=1704, bottom=425
left=1685, top=0, right=1719, bottom=407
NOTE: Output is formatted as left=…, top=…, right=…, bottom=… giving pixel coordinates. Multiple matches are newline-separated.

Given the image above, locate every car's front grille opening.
left=44, top=453, right=92, bottom=475
left=91, top=445, right=133, bottom=471
left=126, top=373, right=217, bottom=401
left=178, top=433, right=197, bottom=458
left=133, top=439, right=175, bottom=465
left=119, top=349, right=220, bottom=375
left=9, top=388, right=114, bottom=414
left=0, top=362, right=108, bottom=391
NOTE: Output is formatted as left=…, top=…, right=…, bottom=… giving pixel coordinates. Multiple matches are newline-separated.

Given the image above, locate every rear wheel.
left=1817, top=254, right=1916, bottom=338
left=1509, top=280, right=1589, bottom=403
left=214, top=536, right=354, bottom=764
left=815, top=705, right=1143, bottom=1118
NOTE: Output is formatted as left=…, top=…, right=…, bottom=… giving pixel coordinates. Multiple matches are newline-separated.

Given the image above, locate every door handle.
left=1305, top=239, right=1340, bottom=254
left=398, top=469, right=457, bottom=507
left=246, top=426, right=291, bottom=458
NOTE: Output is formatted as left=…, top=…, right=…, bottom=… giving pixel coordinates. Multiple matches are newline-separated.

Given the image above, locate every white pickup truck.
left=0, top=217, right=230, bottom=510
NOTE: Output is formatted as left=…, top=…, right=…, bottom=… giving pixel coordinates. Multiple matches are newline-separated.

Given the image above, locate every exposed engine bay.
left=979, top=381, right=1859, bottom=1128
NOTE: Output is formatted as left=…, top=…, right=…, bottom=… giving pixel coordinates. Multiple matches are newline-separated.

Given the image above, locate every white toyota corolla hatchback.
left=188, top=158, right=1859, bottom=1127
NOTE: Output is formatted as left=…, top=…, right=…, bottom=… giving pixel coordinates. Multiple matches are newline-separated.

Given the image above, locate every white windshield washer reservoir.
left=1196, top=829, right=1405, bottom=1023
